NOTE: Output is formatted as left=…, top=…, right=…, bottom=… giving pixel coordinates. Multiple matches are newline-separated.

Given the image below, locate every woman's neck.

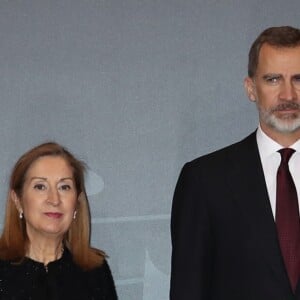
left=26, top=240, right=64, bottom=266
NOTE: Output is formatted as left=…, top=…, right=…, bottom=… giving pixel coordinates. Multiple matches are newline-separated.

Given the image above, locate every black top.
left=0, top=249, right=118, bottom=300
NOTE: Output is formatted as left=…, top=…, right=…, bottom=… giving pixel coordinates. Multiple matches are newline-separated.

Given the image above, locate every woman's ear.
left=11, top=190, right=22, bottom=214
left=244, top=77, right=257, bottom=102
left=77, top=192, right=83, bottom=204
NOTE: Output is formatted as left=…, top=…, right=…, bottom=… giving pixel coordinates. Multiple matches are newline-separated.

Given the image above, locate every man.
left=170, top=26, right=300, bottom=299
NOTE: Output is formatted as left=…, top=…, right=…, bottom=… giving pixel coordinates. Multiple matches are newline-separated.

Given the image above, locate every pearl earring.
left=19, top=212, right=23, bottom=219
left=73, top=211, right=77, bottom=219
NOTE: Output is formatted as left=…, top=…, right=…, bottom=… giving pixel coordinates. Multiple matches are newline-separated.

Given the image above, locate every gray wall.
left=0, top=1, right=299, bottom=299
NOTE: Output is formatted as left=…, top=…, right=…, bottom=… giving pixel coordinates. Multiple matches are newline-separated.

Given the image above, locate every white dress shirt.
left=256, top=126, right=300, bottom=218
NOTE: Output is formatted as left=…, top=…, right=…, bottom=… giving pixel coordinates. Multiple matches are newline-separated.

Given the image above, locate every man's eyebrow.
left=262, top=73, right=281, bottom=79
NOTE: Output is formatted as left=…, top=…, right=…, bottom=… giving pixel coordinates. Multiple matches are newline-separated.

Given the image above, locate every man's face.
left=245, top=43, right=300, bottom=135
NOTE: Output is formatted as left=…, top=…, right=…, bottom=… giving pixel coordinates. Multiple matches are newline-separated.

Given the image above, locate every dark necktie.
left=276, top=148, right=300, bottom=292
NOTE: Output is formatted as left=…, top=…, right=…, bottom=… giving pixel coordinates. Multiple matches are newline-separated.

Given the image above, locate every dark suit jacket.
left=170, top=131, right=300, bottom=300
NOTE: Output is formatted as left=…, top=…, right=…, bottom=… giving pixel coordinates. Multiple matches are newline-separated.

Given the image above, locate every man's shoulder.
left=186, top=131, right=257, bottom=169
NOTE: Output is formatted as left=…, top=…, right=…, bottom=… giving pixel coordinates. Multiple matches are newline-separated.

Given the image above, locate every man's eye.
left=293, top=75, right=300, bottom=82
left=292, top=76, right=300, bottom=90
left=265, top=76, right=280, bottom=84
left=34, top=184, right=46, bottom=190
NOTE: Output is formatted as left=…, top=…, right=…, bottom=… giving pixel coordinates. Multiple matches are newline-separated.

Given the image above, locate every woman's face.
left=13, top=155, right=78, bottom=242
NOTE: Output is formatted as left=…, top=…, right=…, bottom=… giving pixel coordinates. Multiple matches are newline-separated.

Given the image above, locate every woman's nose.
left=47, top=188, right=61, bottom=206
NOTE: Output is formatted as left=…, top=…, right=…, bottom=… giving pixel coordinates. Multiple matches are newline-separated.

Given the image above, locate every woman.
left=0, top=142, right=118, bottom=299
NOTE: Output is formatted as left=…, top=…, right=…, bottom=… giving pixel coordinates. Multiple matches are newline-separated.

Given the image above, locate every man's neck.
left=260, top=124, right=300, bottom=147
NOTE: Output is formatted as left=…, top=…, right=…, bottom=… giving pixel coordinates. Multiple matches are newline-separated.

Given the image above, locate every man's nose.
left=279, top=81, right=297, bottom=101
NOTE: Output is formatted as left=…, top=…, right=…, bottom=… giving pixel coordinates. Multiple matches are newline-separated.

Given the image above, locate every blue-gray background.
left=0, top=1, right=298, bottom=299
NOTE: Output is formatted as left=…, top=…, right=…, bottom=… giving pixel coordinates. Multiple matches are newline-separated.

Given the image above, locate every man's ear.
left=244, top=77, right=257, bottom=102
left=11, top=190, right=22, bottom=214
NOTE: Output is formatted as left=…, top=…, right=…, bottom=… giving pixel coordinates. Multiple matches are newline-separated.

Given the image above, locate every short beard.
left=258, top=102, right=300, bottom=133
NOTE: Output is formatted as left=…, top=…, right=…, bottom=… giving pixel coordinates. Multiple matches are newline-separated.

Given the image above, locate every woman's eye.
left=33, top=184, right=46, bottom=190
left=59, top=184, right=71, bottom=191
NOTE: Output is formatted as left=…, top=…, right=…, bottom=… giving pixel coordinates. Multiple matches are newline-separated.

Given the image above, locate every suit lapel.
left=228, top=132, right=292, bottom=292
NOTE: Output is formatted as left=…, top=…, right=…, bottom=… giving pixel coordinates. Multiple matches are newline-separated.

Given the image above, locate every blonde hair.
left=0, top=142, right=105, bottom=270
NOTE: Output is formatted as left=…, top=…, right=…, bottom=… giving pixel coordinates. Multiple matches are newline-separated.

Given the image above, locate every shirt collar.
left=256, top=125, right=300, bottom=159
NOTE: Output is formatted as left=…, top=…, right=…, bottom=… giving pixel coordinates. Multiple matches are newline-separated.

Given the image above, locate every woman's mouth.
left=44, top=212, right=63, bottom=219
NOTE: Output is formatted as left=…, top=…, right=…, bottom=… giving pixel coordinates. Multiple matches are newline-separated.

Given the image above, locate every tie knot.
left=278, top=148, right=295, bottom=164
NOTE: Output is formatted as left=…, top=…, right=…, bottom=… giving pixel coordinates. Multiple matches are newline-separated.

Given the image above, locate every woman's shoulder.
left=64, top=249, right=118, bottom=299
left=0, top=259, right=15, bottom=272
left=86, top=259, right=118, bottom=299
left=86, top=259, right=114, bottom=281
left=0, top=259, right=26, bottom=294
left=0, top=259, right=8, bottom=265
left=0, top=259, right=9, bottom=272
